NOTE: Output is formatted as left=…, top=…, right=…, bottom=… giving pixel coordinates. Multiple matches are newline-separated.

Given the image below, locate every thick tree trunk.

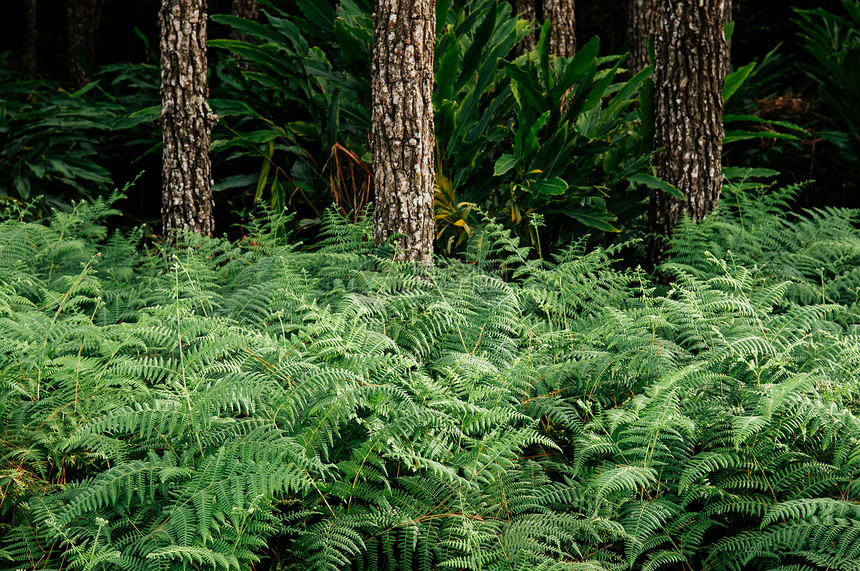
left=371, top=0, right=436, bottom=265
left=230, top=0, right=260, bottom=42
left=544, top=0, right=576, bottom=57
left=66, top=0, right=105, bottom=87
left=159, top=0, right=215, bottom=240
left=22, top=0, right=38, bottom=78
left=648, top=0, right=727, bottom=265
left=511, top=0, right=537, bottom=54
left=628, top=0, right=658, bottom=74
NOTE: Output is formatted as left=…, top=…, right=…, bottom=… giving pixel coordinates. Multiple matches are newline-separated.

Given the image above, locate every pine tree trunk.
left=159, top=0, right=215, bottom=240
left=628, top=0, right=658, bottom=74
left=66, top=0, right=105, bottom=87
left=511, top=0, right=537, bottom=54
left=22, top=0, right=38, bottom=78
left=230, top=0, right=260, bottom=42
left=648, top=0, right=726, bottom=265
left=544, top=0, right=576, bottom=57
left=372, top=0, right=436, bottom=265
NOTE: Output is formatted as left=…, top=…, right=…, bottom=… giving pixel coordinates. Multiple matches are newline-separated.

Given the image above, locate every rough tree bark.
left=21, top=0, right=38, bottom=78
left=628, top=0, right=658, bottom=74
left=544, top=0, right=576, bottom=57
left=66, top=0, right=105, bottom=87
left=511, top=0, right=537, bottom=54
left=512, top=0, right=575, bottom=57
left=723, top=0, right=733, bottom=75
left=159, top=0, right=215, bottom=240
left=372, top=0, right=436, bottom=265
left=648, top=0, right=727, bottom=265
left=230, top=0, right=260, bottom=42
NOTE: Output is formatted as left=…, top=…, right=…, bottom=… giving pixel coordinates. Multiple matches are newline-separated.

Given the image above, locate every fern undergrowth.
left=1, top=183, right=859, bottom=570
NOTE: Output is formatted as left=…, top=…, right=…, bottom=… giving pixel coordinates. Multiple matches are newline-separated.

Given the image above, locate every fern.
left=3, top=192, right=860, bottom=570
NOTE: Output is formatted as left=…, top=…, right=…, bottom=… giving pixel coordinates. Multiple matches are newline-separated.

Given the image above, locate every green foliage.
left=212, top=1, right=656, bottom=252
left=0, top=64, right=115, bottom=207
left=664, top=173, right=860, bottom=311
left=2, top=185, right=860, bottom=570
left=434, top=3, right=654, bottom=250
left=209, top=0, right=374, bottom=221
left=795, top=0, right=860, bottom=174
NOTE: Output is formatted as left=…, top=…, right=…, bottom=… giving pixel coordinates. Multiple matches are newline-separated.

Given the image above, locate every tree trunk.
left=159, top=0, right=215, bottom=240
left=628, top=0, right=658, bottom=74
left=723, top=0, right=732, bottom=75
left=66, top=0, right=105, bottom=87
left=647, top=0, right=727, bottom=265
left=230, top=0, right=260, bottom=42
left=371, top=0, right=436, bottom=265
left=511, top=0, right=537, bottom=54
left=21, top=0, right=38, bottom=78
left=544, top=0, right=576, bottom=57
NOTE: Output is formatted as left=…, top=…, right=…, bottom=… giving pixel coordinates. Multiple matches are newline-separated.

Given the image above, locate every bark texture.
left=723, top=0, right=732, bottom=75
left=628, top=0, right=658, bottom=74
left=648, top=0, right=727, bottom=265
left=159, top=0, right=215, bottom=240
left=22, top=0, right=38, bottom=78
left=544, top=0, right=576, bottom=57
left=230, top=0, right=260, bottom=42
left=511, top=0, right=537, bottom=54
left=372, top=0, right=436, bottom=265
left=66, top=0, right=105, bottom=87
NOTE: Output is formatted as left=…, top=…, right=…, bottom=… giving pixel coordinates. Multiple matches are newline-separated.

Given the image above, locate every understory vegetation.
left=1, top=180, right=859, bottom=570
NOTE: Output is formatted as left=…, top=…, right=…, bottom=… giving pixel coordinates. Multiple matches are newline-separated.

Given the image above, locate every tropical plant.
left=212, top=0, right=661, bottom=253
left=0, top=61, right=115, bottom=208
left=434, top=2, right=658, bottom=252
left=794, top=0, right=860, bottom=175
left=209, top=0, right=373, bottom=225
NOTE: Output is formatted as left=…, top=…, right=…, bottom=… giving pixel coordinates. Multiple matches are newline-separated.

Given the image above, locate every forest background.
left=2, top=0, right=858, bottom=242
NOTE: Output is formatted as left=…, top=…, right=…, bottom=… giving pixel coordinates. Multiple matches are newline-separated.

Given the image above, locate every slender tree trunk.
left=66, top=0, right=104, bottom=87
left=723, top=0, right=732, bottom=75
left=160, top=0, right=215, bottom=240
left=628, top=0, right=658, bottom=74
left=22, top=0, right=38, bottom=78
left=647, top=0, right=726, bottom=265
left=511, top=0, right=537, bottom=54
left=230, top=0, right=260, bottom=42
left=513, top=0, right=575, bottom=57
left=544, top=0, right=576, bottom=57
left=372, top=0, right=436, bottom=265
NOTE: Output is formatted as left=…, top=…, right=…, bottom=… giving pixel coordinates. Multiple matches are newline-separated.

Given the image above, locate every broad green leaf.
left=628, top=173, right=684, bottom=200
left=723, top=130, right=800, bottom=144
left=435, top=41, right=461, bottom=104
left=723, top=113, right=807, bottom=133
left=112, top=106, right=160, bottom=130
left=530, top=177, right=568, bottom=195
left=210, top=14, right=284, bottom=45
left=296, top=0, right=336, bottom=34
left=723, top=167, right=780, bottom=179
left=724, top=20, right=735, bottom=42
left=435, top=0, right=450, bottom=37
left=213, top=174, right=258, bottom=191
left=459, top=2, right=497, bottom=89
left=522, top=110, right=551, bottom=156
left=254, top=141, right=275, bottom=203
left=494, top=154, right=518, bottom=176
left=557, top=36, right=600, bottom=93
left=723, top=61, right=755, bottom=103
